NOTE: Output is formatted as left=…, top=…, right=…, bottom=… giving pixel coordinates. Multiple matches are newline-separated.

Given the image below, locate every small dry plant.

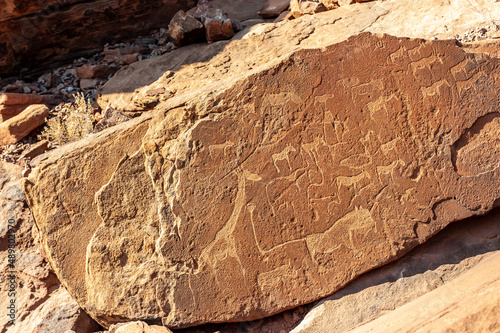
left=39, top=92, right=95, bottom=145
left=460, top=0, right=500, bottom=30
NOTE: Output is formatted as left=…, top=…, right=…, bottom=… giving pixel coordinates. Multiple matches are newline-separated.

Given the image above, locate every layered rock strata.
left=0, top=0, right=192, bottom=77
left=23, top=31, right=500, bottom=329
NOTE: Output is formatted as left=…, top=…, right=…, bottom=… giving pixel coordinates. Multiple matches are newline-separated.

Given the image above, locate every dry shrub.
left=39, top=93, right=95, bottom=145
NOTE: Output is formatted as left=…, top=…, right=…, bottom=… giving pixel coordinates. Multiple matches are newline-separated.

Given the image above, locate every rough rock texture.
left=0, top=104, right=49, bottom=145
left=202, top=8, right=235, bottom=43
left=348, top=250, right=500, bottom=333
left=168, top=10, right=206, bottom=47
left=22, top=113, right=154, bottom=320
left=24, top=30, right=500, bottom=330
left=258, top=0, right=290, bottom=18
left=290, top=0, right=328, bottom=18
left=0, top=0, right=192, bottom=77
left=291, top=208, right=500, bottom=333
left=94, top=107, right=132, bottom=133
left=98, top=0, right=500, bottom=113
left=0, top=161, right=99, bottom=333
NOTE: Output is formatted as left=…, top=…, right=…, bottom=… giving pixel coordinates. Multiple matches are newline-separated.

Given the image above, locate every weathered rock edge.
left=23, top=32, right=500, bottom=329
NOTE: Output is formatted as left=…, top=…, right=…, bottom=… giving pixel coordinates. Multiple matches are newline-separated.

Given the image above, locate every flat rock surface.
left=24, top=31, right=500, bottom=329
left=348, top=250, right=500, bottom=333
left=292, top=208, right=500, bottom=333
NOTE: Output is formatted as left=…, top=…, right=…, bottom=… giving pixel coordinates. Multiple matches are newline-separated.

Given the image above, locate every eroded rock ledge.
left=23, top=32, right=500, bottom=329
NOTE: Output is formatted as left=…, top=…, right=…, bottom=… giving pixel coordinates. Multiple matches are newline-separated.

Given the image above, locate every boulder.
left=201, top=8, right=235, bottom=43
left=0, top=161, right=99, bottom=333
left=0, top=104, right=49, bottom=146
left=94, top=107, right=132, bottom=132
left=0, top=93, right=60, bottom=122
left=167, top=10, right=206, bottom=47
left=22, top=113, right=154, bottom=323
left=23, top=30, right=500, bottom=330
left=0, top=0, right=193, bottom=77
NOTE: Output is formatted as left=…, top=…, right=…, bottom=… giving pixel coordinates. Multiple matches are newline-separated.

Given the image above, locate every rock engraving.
left=24, top=33, right=500, bottom=328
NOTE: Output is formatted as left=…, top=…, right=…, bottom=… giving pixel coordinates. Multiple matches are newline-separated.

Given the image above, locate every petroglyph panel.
left=25, top=33, right=500, bottom=329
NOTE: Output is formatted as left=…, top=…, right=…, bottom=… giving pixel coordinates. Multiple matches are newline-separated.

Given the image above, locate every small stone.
left=167, top=10, right=205, bottom=46
left=117, top=54, right=139, bottom=65
left=18, top=140, right=49, bottom=162
left=201, top=8, right=235, bottom=43
left=189, top=0, right=211, bottom=19
left=23, top=86, right=32, bottom=94
left=94, top=106, right=132, bottom=132
left=80, top=79, right=100, bottom=90
left=38, top=73, right=53, bottom=87
left=5, top=84, right=22, bottom=93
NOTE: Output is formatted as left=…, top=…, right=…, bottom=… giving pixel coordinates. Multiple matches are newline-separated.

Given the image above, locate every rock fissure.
left=23, top=27, right=500, bottom=330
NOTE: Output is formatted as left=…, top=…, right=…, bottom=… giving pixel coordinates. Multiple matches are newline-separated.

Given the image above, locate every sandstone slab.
left=0, top=161, right=99, bottom=333
left=291, top=208, right=500, bottom=333
left=0, top=104, right=49, bottom=146
left=18, top=140, right=50, bottom=163
left=24, top=31, right=500, bottom=330
left=0, top=93, right=60, bottom=121
left=348, top=250, right=500, bottom=333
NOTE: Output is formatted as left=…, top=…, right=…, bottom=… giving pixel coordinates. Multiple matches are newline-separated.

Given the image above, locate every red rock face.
left=23, top=33, right=500, bottom=329
left=0, top=0, right=194, bottom=77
